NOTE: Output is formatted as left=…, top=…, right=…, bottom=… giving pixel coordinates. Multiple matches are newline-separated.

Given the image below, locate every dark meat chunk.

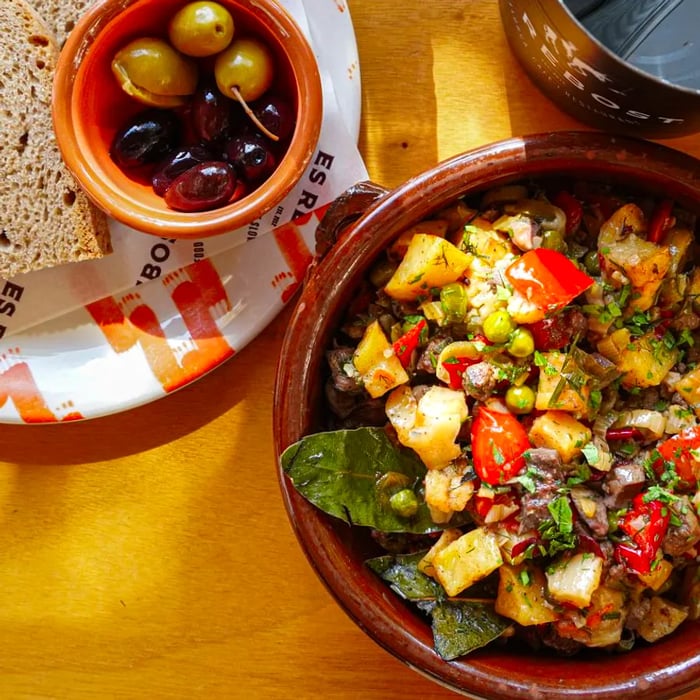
left=416, top=335, right=453, bottom=374
left=462, top=361, right=497, bottom=402
left=518, top=448, right=565, bottom=534
left=325, top=379, right=386, bottom=428
left=326, top=347, right=362, bottom=394
left=603, top=459, right=646, bottom=509
left=570, top=486, right=609, bottom=538
left=524, top=447, right=564, bottom=475
left=663, top=496, right=700, bottom=557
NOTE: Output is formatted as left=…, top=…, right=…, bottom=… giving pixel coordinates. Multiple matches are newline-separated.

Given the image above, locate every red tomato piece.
left=654, top=426, right=700, bottom=487
left=471, top=406, right=530, bottom=485
left=504, top=249, right=594, bottom=314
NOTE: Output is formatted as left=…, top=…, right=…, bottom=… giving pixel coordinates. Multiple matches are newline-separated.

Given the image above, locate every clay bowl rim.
left=273, top=130, right=700, bottom=700
left=52, top=0, right=323, bottom=239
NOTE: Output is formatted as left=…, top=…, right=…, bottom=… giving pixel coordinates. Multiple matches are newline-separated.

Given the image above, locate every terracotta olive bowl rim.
left=273, top=131, right=700, bottom=700
left=52, top=0, right=323, bottom=238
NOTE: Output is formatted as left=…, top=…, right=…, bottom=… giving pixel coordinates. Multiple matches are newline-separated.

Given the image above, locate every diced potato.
left=495, top=563, right=560, bottom=626
left=352, top=320, right=409, bottom=398
left=598, top=328, right=678, bottom=389
left=433, top=526, right=503, bottom=597
left=598, top=203, right=672, bottom=312
left=535, top=351, right=590, bottom=416
left=528, top=410, right=592, bottom=464
left=585, top=585, right=628, bottom=647
left=418, top=528, right=462, bottom=578
left=385, top=385, right=468, bottom=470
left=636, top=596, right=689, bottom=643
left=546, top=553, right=603, bottom=608
left=424, top=460, right=475, bottom=516
left=674, top=366, right=700, bottom=418
left=389, top=220, right=449, bottom=259
left=637, top=558, right=674, bottom=592
left=384, top=234, right=472, bottom=302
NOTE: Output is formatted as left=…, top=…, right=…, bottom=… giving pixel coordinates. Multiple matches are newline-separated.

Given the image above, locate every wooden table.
left=3, top=1, right=700, bottom=698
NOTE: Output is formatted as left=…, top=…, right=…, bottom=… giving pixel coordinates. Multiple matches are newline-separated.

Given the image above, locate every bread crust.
left=0, top=0, right=111, bottom=279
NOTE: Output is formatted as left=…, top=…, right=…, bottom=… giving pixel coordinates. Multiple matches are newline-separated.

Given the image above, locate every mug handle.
left=314, top=180, right=388, bottom=259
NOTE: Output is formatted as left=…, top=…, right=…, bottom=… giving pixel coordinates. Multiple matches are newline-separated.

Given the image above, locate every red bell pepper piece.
left=551, top=190, right=583, bottom=235
left=441, top=356, right=474, bottom=389
left=647, top=198, right=674, bottom=244
left=504, top=249, right=594, bottom=315
left=653, top=425, right=700, bottom=488
left=471, top=406, right=530, bottom=485
left=615, top=493, right=670, bottom=574
left=392, top=318, right=427, bottom=367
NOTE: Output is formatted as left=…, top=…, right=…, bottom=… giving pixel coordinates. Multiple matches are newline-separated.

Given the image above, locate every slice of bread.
left=29, top=0, right=94, bottom=47
left=0, top=0, right=111, bottom=279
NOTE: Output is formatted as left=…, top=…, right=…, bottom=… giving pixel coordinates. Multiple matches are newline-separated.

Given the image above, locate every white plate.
left=0, top=1, right=362, bottom=424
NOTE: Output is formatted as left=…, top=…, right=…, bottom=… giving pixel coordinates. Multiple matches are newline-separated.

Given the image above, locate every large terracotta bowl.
left=273, top=131, right=700, bottom=700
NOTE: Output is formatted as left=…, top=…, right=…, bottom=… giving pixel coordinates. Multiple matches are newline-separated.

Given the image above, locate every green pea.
left=540, top=229, right=567, bottom=253
left=505, top=385, right=535, bottom=414
left=583, top=250, right=601, bottom=276
left=389, top=489, right=419, bottom=518
left=507, top=327, right=535, bottom=358
left=482, top=309, right=516, bottom=344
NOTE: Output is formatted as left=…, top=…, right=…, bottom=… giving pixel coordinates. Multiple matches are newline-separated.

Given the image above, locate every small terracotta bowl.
left=53, top=0, right=322, bottom=238
left=273, top=131, right=700, bottom=700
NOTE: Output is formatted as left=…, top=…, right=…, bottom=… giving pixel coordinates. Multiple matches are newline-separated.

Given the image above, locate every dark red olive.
left=251, top=94, right=295, bottom=142
left=152, top=144, right=216, bottom=196
left=190, top=81, right=236, bottom=143
left=110, top=109, right=182, bottom=169
left=224, top=132, right=277, bottom=184
left=164, top=161, right=237, bottom=212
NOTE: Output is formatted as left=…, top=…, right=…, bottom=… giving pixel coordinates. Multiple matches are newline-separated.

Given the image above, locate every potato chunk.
left=433, top=527, right=503, bottom=597
left=528, top=410, right=592, bottom=464
left=384, top=234, right=472, bottom=301
left=637, top=597, right=689, bottom=643
left=495, top=563, right=560, bottom=626
left=546, top=553, right=603, bottom=608
left=385, top=385, right=468, bottom=470
left=352, top=320, right=408, bottom=398
left=674, top=366, right=700, bottom=418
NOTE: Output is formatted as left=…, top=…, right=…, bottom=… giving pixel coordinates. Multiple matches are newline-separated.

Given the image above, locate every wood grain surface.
left=2, top=1, right=699, bottom=698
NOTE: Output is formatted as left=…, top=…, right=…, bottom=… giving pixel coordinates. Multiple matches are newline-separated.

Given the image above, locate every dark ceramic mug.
left=499, top=0, right=700, bottom=138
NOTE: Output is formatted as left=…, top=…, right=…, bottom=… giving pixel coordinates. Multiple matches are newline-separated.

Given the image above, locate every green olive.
left=505, top=385, right=535, bottom=414
left=482, top=309, right=516, bottom=344
left=214, top=37, right=274, bottom=103
left=540, top=229, right=567, bottom=253
left=583, top=249, right=601, bottom=276
left=507, top=327, right=535, bottom=358
left=168, top=1, right=234, bottom=58
left=389, top=489, right=419, bottom=518
left=112, top=37, right=198, bottom=108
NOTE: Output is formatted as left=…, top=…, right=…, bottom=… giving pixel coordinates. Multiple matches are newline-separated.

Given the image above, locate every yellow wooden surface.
left=2, top=1, right=700, bottom=698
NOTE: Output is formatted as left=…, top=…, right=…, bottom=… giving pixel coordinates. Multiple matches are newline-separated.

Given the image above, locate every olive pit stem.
left=231, top=86, right=279, bottom=142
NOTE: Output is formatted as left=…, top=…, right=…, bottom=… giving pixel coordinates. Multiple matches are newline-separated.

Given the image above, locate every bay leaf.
left=430, top=600, right=511, bottom=661
left=281, top=427, right=441, bottom=533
